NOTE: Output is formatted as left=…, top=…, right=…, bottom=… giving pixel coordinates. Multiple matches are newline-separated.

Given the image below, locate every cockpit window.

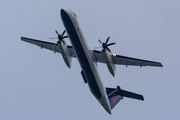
left=73, top=12, right=77, bottom=18
left=68, top=9, right=77, bottom=18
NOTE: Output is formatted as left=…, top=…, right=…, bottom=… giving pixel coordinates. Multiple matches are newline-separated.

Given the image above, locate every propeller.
left=50, top=30, right=68, bottom=44
left=95, top=37, right=116, bottom=52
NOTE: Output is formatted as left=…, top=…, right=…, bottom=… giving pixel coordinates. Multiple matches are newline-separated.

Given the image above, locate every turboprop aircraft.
left=21, top=9, right=163, bottom=114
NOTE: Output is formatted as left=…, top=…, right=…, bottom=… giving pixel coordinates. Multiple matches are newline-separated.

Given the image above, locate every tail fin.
left=106, top=86, right=144, bottom=109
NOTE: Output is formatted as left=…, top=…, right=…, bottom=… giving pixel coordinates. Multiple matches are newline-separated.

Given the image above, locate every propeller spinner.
left=50, top=30, right=68, bottom=44
left=95, top=37, right=116, bottom=52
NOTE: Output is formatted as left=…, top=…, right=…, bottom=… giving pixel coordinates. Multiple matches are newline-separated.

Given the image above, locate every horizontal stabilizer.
left=106, top=86, right=144, bottom=109
left=119, top=89, right=144, bottom=101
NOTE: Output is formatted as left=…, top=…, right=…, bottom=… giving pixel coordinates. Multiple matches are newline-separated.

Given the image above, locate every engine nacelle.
left=58, top=41, right=72, bottom=68
left=102, top=49, right=116, bottom=76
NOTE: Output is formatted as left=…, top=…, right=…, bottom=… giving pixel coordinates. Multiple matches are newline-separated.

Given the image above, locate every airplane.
left=21, top=9, right=163, bottom=114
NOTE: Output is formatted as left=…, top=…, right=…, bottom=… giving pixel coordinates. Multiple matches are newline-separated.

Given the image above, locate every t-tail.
left=106, top=86, right=144, bottom=109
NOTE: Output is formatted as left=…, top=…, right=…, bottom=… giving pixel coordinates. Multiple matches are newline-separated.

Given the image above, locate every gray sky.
left=1, top=0, right=180, bottom=119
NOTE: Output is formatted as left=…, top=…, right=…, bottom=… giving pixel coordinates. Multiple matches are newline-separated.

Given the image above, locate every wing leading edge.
left=93, top=50, right=163, bottom=67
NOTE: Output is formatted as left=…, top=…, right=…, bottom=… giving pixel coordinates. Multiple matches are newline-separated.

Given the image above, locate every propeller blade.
left=107, top=42, right=116, bottom=46
left=106, top=37, right=110, bottom=44
left=98, top=39, right=103, bottom=44
left=50, top=37, right=58, bottom=39
left=57, top=39, right=65, bottom=44
left=62, top=40, right=65, bottom=44
left=62, top=30, right=66, bottom=36
left=55, top=30, right=59, bottom=35
left=94, top=46, right=102, bottom=49
left=107, top=47, right=111, bottom=52
left=62, top=36, right=68, bottom=38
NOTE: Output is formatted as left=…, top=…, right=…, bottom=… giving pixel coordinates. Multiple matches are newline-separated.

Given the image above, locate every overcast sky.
left=0, top=0, right=180, bottom=120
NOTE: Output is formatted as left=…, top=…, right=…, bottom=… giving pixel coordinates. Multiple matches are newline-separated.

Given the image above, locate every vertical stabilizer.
left=108, top=94, right=122, bottom=109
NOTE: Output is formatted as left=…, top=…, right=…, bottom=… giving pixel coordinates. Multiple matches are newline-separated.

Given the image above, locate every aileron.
left=113, top=54, right=163, bottom=67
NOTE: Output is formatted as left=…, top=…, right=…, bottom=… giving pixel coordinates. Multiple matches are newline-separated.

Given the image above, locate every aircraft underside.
left=21, top=8, right=163, bottom=114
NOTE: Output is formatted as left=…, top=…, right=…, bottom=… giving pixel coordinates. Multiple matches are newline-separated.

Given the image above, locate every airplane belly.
left=61, top=9, right=102, bottom=99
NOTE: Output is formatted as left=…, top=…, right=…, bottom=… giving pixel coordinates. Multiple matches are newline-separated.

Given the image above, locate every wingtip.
left=139, top=95, right=144, bottom=101
left=21, top=37, right=24, bottom=41
left=160, top=63, right=163, bottom=67
left=142, top=96, right=145, bottom=101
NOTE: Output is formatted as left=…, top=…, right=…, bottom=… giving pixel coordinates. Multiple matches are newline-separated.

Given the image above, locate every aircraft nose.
left=61, top=9, right=69, bottom=22
left=61, top=9, right=66, bottom=15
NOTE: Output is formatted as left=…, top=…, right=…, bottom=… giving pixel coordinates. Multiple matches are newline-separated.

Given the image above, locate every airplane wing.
left=93, top=50, right=163, bottom=67
left=21, top=37, right=76, bottom=58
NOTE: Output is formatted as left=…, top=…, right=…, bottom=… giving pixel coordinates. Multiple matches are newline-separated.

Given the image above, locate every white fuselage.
left=61, top=9, right=111, bottom=114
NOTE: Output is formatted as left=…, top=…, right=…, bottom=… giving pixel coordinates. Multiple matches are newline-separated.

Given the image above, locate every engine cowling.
left=58, top=41, right=72, bottom=68
left=102, top=49, right=116, bottom=76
